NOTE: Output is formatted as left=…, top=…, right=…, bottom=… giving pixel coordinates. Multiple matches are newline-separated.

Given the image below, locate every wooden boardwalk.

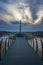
left=0, top=37, right=43, bottom=65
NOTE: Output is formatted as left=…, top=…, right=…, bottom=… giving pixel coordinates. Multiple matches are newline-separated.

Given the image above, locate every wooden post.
left=5, top=38, right=7, bottom=53
left=0, top=42, right=1, bottom=60
left=8, top=39, right=9, bottom=48
left=33, top=39, right=34, bottom=49
left=0, top=40, right=2, bottom=60
left=36, top=39, right=38, bottom=53
left=41, top=39, right=43, bottom=60
left=42, top=44, right=43, bottom=60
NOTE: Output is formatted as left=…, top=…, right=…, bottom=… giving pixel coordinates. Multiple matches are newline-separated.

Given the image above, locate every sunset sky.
left=0, top=0, right=43, bottom=32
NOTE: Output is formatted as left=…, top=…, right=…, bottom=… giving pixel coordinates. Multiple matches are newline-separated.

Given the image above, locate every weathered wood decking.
left=0, top=37, right=43, bottom=65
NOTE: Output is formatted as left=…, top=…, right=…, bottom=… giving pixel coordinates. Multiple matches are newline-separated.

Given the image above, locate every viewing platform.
left=0, top=34, right=43, bottom=65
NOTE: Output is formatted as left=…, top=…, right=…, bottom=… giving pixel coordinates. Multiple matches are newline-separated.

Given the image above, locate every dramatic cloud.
left=34, top=5, right=43, bottom=24
left=0, top=0, right=43, bottom=24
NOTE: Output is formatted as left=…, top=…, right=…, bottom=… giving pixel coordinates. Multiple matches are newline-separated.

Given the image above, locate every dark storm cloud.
left=0, top=0, right=43, bottom=25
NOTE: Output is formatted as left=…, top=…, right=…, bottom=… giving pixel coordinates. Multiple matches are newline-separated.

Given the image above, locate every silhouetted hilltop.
left=0, top=31, right=14, bottom=37
left=31, top=31, right=43, bottom=37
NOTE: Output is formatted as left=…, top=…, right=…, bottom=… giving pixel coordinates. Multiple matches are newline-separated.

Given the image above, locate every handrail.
left=0, top=34, right=16, bottom=60
left=26, top=36, right=43, bottom=60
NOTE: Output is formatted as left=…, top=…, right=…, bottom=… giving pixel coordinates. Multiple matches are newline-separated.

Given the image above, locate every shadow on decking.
left=0, top=33, right=43, bottom=65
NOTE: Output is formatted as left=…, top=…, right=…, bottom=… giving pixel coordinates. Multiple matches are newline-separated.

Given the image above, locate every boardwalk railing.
left=0, top=34, right=16, bottom=60
left=26, top=36, right=43, bottom=60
